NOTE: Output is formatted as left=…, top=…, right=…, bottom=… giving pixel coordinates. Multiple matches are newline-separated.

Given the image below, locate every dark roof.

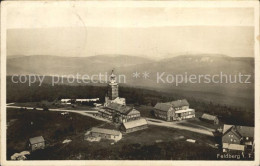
left=91, top=127, right=121, bottom=136
left=105, top=103, right=133, bottom=115
left=99, top=109, right=112, bottom=115
left=201, top=113, right=218, bottom=121
left=235, top=126, right=254, bottom=138
left=223, top=124, right=254, bottom=138
left=154, top=103, right=172, bottom=112
left=29, top=136, right=45, bottom=144
left=154, top=99, right=189, bottom=112
left=166, top=99, right=189, bottom=108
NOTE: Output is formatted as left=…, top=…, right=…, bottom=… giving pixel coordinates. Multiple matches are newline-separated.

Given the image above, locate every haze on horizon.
left=6, top=4, right=255, bottom=59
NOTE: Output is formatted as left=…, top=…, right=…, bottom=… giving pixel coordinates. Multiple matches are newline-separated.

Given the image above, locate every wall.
left=31, top=142, right=45, bottom=151
left=222, top=131, right=240, bottom=145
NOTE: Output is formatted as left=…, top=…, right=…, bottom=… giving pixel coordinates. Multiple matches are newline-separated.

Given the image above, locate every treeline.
left=7, top=78, right=254, bottom=126
left=7, top=80, right=107, bottom=103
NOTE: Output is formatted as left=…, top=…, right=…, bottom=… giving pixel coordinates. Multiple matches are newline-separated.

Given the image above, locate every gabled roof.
left=99, top=109, right=112, bottom=115
left=91, top=127, right=121, bottom=136
left=235, top=126, right=254, bottom=138
left=123, top=118, right=148, bottom=129
left=154, top=99, right=190, bottom=111
left=166, top=99, right=189, bottom=108
left=223, top=124, right=254, bottom=138
left=201, top=113, right=218, bottom=121
left=127, top=109, right=140, bottom=115
left=154, top=103, right=172, bottom=112
left=222, top=124, right=242, bottom=139
left=106, top=103, right=133, bottom=115
left=175, top=108, right=195, bottom=114
left=29, top=136, right=45, bottom=144
left=223, top=124, right=233, bottom=134
left=112, top=97, right=125, bottom=102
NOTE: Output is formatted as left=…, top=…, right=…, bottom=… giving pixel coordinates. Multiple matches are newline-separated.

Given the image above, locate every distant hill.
left=7, top=54, right=254, bottom=88
left=7, top=54, right=153, bottom=75
left=7, top=54, right=254, bottom=109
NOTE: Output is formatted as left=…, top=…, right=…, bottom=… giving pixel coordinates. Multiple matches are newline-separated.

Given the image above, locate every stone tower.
left=108, top=70, right=118, bottom=100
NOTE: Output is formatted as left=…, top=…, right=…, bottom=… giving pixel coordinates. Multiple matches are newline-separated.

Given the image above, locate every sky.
left=5, top=3, right=255, bottom=59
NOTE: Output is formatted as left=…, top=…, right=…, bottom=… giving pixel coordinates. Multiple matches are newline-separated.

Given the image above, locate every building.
left=60, top=99, right=71, bottom=105
left=222, top=124, right=254, bottom=153
left=154, top=99, right=195, bottom=121
left=99, top=102, right=141, bottom=123
left=121, top=118, right=148, bottom=133
left=108, top=70, right=118, bottom=100
left=98, top=108, right=113, bottom=120
left=105, top=96, right=126, bottom=106
left=89, top=127, right=122, bottom=141
left=200, top=113, right=219, bottom=125
left=104, top=70, right=126, bottom=106
left=28, top=136, right=45, bottom=152
left=75, top=98, right=100, bottom=106
left=75, top=98, right=100, bottom=103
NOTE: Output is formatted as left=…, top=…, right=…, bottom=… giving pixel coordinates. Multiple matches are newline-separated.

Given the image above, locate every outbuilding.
left=89, top=127, right=122, bottom=141
left=200, top=113, right=219, bottom=125
left=121, top=118, right=148, bottom=133
left=28, top=136, right=45, bottom=152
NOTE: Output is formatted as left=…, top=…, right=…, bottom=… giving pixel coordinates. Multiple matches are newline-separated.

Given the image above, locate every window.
left=246, top=137, right=249, bottom=140
left=231, top=139, right=233, bottom=142
left=35, top=144, right=37, bottom=147
left=234, top=140, right=236, bottom=143
left=231, top=134, right=233, bottom=137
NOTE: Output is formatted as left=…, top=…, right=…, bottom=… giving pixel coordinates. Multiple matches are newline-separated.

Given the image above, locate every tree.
left=42, top=105, right=49, bottom=111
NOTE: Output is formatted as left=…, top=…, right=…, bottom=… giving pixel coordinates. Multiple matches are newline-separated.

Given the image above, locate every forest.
left=7, top=76, right=254, bottom=126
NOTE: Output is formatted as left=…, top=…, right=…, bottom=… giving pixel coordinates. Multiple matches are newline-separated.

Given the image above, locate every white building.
left=60, top=99, right=71, bottom=105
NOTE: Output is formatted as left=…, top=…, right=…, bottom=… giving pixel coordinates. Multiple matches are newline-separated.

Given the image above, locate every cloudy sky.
left=6, top=3, right=255, bottom=59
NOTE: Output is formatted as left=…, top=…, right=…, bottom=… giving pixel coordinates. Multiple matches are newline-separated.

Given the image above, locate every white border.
left=1, top=1, right=259, bottom=166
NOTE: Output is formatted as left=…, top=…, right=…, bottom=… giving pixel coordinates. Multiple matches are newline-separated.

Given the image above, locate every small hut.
left=200, top=113, right=219, bottom=125
left=28, top=136, right=45, bottom=151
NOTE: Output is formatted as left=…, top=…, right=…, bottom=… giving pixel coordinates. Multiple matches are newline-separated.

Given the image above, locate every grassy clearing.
left=7, top=108, right=103, bottom=159
left=7, top=108, right=220, bottom=160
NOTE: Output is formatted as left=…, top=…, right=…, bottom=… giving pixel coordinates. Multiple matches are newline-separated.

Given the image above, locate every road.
left=7, top=104, right=214, bottom=136
left=6, top=105, right=110, bottom=122
left=145, top=117, right=214, bottom=137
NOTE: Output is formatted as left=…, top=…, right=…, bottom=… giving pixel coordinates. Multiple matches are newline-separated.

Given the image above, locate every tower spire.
left=108, top=68, right=118, bottom=100
left=110, top=68, right=116, bottom=84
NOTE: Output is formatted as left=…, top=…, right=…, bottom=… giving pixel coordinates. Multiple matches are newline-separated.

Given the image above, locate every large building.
left=154, top=99, right=195, bottom=121
left=222, top=124, right=254, bottom=154
left=98, top=69, right=148, bottom=134
left=99, top=102, right=141, bottom=123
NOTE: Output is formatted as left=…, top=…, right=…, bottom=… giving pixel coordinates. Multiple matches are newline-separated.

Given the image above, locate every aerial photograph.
left=3, top=2, right=257, bottom=162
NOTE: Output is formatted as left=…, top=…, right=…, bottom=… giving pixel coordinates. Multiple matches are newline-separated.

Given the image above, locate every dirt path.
left=7, top=105, right=214, bottom=136
left=7, top=105, right=110, bottom=122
